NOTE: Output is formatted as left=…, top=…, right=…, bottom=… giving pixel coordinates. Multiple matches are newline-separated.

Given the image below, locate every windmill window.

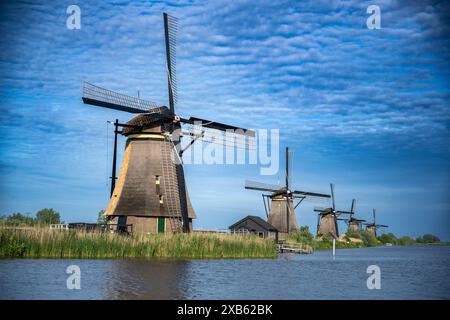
left=155, top=176, right=160, bottom=185
left=159, top=195, right=164, bottom=204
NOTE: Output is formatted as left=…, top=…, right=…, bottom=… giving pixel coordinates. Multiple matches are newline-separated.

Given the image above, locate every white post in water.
left=332, top=238, right=336, bottom=258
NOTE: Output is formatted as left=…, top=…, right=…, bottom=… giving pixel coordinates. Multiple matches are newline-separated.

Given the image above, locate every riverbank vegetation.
left=376, top=232, right=446, bottom=246
left=1, top=211, right=446, bottom=258
left=0, top=227, right=277, bottom=259
left=287, top=226, right=446, bottom=250
left=288, top=226, right=367, bottom=250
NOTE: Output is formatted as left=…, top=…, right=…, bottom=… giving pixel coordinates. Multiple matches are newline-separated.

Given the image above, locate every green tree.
left=421, top=234, right=440, bottom=243
left=97, top=210, right=106, bottom=224
left=36, top=208, right=60, bottom=225
left=298, top=226, right=313, bottom=240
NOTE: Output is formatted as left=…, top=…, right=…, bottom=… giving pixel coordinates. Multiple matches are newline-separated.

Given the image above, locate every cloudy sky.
left=0, top=0, right=449, bottom=239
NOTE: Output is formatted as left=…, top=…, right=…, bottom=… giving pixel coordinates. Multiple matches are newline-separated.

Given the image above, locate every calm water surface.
left=1, top=246, right=449, bottom=299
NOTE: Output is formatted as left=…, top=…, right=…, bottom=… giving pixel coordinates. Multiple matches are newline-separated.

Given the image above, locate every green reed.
left=0, top=227, right=277, bottom=259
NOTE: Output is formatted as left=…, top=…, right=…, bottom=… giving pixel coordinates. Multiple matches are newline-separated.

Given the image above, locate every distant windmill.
left=343, top=199, right=366, bottom=233
left=314, top=184, right=353, bottom=239
left=245, top=147, right=330, bottom=234
left=363, top=209, right=388, bottom=237
left=81, top=13, right=254, bottom=233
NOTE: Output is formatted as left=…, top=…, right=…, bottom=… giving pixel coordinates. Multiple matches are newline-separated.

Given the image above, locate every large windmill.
left=344, top=199, right=366, bottom=233
left=82, top=13, right=254, bottom=233
left=314, top=184, right=353, bottom=239
left=364, top=209, right=388, bottom=237
left=245, top=147, right=330, bottom=234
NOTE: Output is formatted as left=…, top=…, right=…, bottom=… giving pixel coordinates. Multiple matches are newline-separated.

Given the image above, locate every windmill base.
left=107, top=215, right=193, bottom=233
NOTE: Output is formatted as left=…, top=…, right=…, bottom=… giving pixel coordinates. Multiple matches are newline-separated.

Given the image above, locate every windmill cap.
left=122, top=107, right=172, bottom=135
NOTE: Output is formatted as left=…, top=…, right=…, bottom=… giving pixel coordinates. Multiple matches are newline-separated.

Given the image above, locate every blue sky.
left=0, top=0, right=449, bottom=239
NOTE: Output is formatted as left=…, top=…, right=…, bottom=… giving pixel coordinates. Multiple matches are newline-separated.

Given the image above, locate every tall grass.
left=0, top=227, right=277, bottom=259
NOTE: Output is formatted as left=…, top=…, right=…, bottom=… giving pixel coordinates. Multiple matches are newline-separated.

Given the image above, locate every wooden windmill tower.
left=245, top=147, right=330, bottom=234
left=343, top=199, right=366, bottom=233
left=82, top=13, right=254, bottom=233
left=363, top=209, right=388, bottom=237
left=314, top=184, right=353, bottom=239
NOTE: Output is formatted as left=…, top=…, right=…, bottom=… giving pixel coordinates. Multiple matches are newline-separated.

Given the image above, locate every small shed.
left=229, top=215, right=278, bottom=240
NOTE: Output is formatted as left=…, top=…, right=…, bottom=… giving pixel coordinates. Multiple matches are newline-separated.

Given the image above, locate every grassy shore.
left=419, top=242, right=450, bottom=246
left=287, top=237, right=365, bottom=251
left=0, top=227, right=277, bottom=259
left=288, top=230, right=449, bottom=251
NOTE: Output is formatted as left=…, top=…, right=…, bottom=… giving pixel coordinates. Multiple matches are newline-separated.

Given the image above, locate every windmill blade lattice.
left=82, top=82, right=159, bottom=113
left=183, top=120, right=256, bottom=150
left=164, top=13, right=178, bottom=112
left=244, top=180, right=281, bottom=193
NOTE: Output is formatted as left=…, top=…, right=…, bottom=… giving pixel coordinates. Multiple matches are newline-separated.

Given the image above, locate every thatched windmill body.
left=314, top=184, right=353, bottom=239
left=245, top=147, right=330, bottom=234
left=364, top=209, right=388, bottom=237
left=82, top=13, right=254, bottom=233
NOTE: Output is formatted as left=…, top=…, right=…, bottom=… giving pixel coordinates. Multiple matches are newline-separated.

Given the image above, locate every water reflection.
left=103, top=260, right=191, bottom=299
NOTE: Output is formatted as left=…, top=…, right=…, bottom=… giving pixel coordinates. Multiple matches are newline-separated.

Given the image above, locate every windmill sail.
left=244, top=180, right=281, bottom=193
left=292, top=190, right=331, bottom=199
left=182, top=121, right=256, bottom=151
left=164, top=13, right=178, bottom=113
left=350, top=198, right=356, bottom=213
left=187, top=117, right=255, bottom=137
left=82, top=82, right=159, bottom=113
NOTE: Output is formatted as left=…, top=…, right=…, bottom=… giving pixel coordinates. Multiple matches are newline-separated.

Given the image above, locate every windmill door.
left=157, top=217, right=165, bottom=233
left=117, top=216, right=127, bottom=233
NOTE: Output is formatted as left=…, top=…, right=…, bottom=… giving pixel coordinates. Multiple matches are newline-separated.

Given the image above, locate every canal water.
left=1, top=246, right=449, bottom=299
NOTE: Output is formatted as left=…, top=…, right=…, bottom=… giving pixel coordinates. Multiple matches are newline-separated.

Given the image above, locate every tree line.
left=0, top=209, right=61, bottom=226
left=290, top=226, right=442, bottom=247
left=377, top=232, right=441, bottom=245
left=0, top=209, right=107, bottom=227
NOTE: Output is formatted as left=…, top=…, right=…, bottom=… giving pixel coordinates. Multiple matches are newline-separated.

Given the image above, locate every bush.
left=378, top=233, right=397, bottom=245
left=346, top=231, right=362, bottom=239
left=310, top=237, right=332, bottom=250
left=0, top=213, right=36, bottom=227
left=348, top=230, right=378, bottom=247
left=289, top=226, right=313, bottom=243
left=398, top=236, right=415, bottom=246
